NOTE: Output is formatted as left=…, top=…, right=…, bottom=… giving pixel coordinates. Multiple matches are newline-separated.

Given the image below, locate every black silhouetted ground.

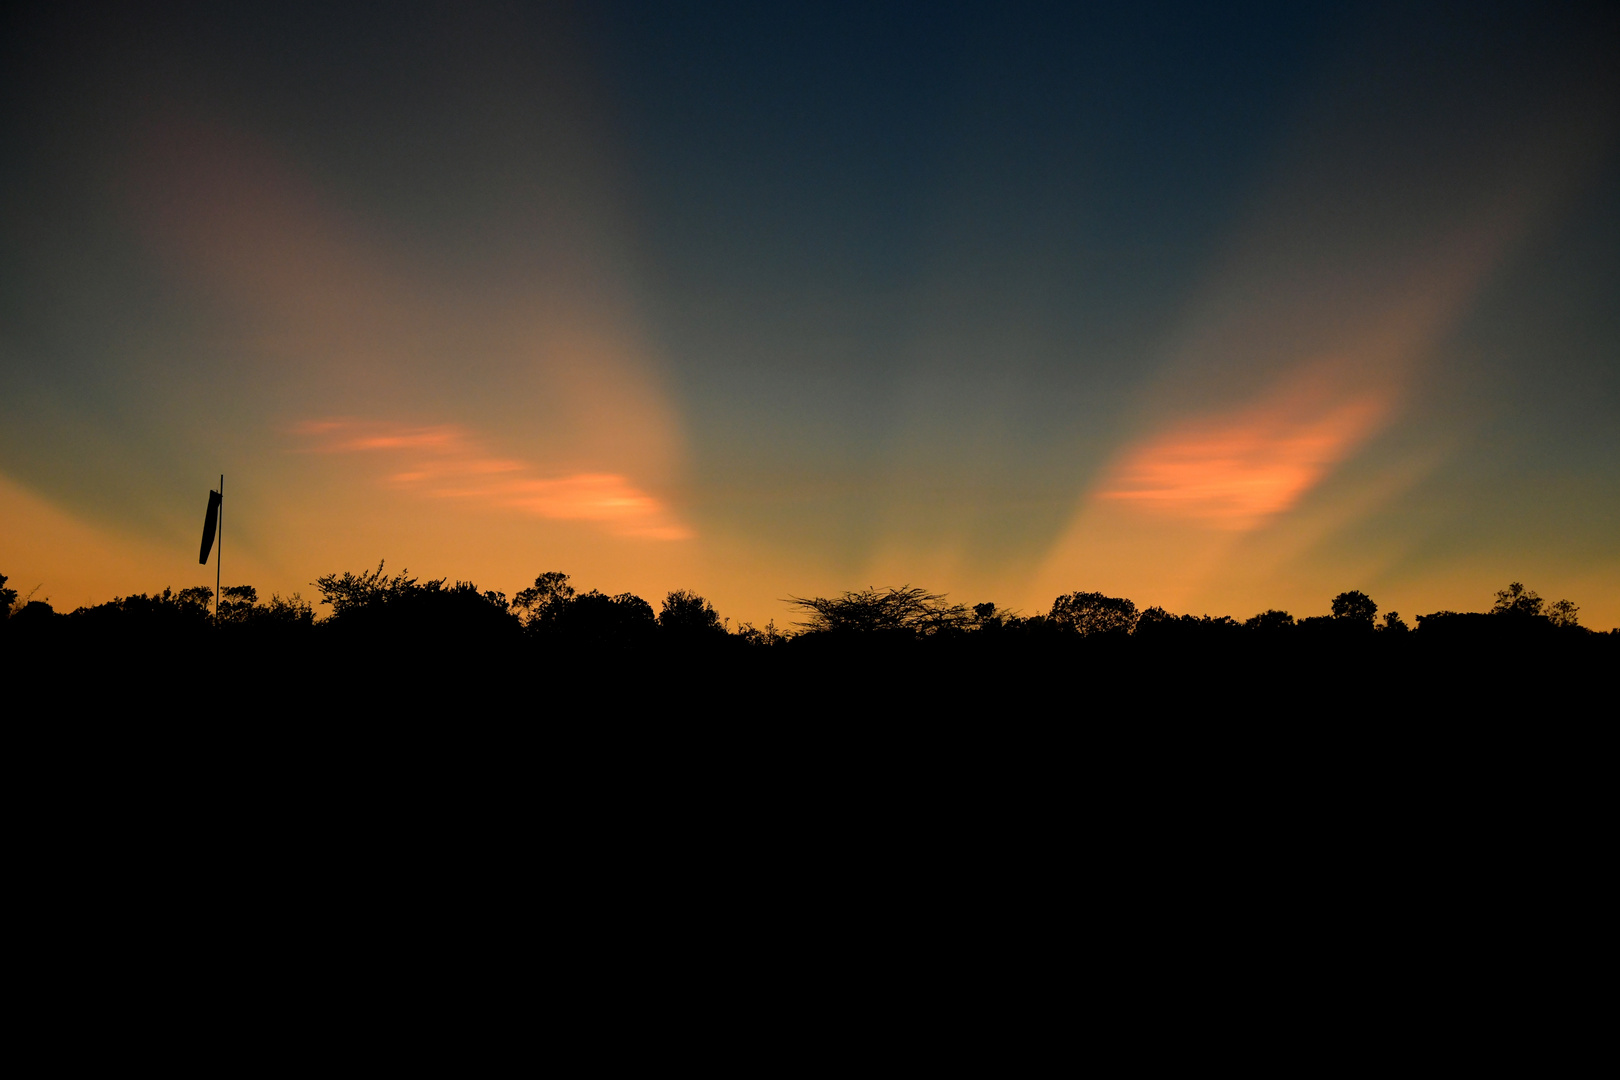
left=10, top=564, right=1606, bottom=1026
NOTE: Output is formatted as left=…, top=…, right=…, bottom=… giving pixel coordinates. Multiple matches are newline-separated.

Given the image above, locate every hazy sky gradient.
left=4, top=1, right=1617, bottom=626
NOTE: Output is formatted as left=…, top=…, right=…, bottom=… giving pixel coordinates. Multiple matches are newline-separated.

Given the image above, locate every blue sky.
left=3, top=2, right=1617, bottom=625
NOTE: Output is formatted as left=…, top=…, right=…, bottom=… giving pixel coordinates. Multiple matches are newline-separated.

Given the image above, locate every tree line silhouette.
left=2, top=564, right=1605, bottom=647
left=7, top=564, right=1610, bottom=719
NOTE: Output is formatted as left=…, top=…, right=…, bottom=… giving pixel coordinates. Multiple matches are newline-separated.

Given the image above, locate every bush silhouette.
left=1049, top=591, right=1138, bottom=636
left=312, top=561, right=517, bottom=642
left=1134, top=607, right=1241, bottom=641
left=555, top=590, right=656, bottom=647
left=313, top=561, right=418, bottom=614
left=659, top=589, right=725, bottom=636
left=12, top=599, right=56, bottom=627
left=1331, top=590, right=1377, bottom=626
left=1244, top=609, right=1296, bottom=633
left=68, top=587, right=214, bottom=635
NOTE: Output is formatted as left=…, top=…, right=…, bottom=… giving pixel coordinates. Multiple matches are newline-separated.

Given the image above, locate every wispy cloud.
left=296, top=419, right=692, bottom=539
left=1099, top=372, right=1391, bottom=529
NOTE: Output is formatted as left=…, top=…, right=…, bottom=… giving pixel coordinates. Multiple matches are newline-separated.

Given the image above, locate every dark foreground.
left=8, top=588, right=1607, bottom=1048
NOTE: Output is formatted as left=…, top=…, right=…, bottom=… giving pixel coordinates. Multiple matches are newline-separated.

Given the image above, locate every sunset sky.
left=4, top=2, right=1618, bottom=628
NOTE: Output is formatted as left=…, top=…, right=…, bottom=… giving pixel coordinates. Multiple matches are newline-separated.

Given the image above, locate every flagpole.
left=216, top=473, right=223, bottom=624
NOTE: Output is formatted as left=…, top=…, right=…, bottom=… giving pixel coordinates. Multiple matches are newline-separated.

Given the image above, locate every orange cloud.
left=128, top=113, right=687, bottom=488
left=297, top=419, right=691, bottom=539
left=1100, top=372, right=1391, bottom=530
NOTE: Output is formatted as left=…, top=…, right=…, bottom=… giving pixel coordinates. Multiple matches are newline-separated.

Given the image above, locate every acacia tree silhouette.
left=788, top=586, right=971, bottom=636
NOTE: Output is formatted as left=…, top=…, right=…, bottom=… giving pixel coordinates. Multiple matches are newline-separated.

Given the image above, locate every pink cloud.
left=295, top=419, right=692, bottom=539
left=1098, top=372, right=1392, bottom=530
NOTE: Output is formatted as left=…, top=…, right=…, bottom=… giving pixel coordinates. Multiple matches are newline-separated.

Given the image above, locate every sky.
left=3, top=1, right=1618, bottom=628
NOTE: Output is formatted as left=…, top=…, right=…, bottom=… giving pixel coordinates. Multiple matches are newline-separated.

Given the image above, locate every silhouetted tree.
left=0, top=573, right=16, bottom=617
left=62, top=587, right=214, bottom=638
left=1244, top=609, right=1296, bottom=633
left=514, top=571, right=575, bottom=628
left=556, top=590, right=656, bottom=646
left=312, top=562, right=516, bottom=642
left=178, top=586, right=215, bottom=613
left=164, top=584, right=314, bottom=636
left=972, top=601, right=1018, bottom=631
left=245, top=591, right=315, bottom=629
left=1546, top=598, right=1580, bottom=629
left=1049, top=591, right=1138, bottom=636
left=1135, top=606, right=1174, bottom=634
left=1491, top=582, right=1543, bottom=618
left=659, top=589, right=724, bottom=636
left=1133, top=607, right=1242, bottom=641
left=1380, top=611, right=1409, bottom=633
left=789, top=586, right=971, bottom=636
left=1331, top=590, right=1378, bottom=626
left=313, top=562, right=418, bottom=614
left=219, top=585, right=258, bottom=624
left=12, top=599, right=55, bottom=626
left=734, top=619, right=789, bottom=646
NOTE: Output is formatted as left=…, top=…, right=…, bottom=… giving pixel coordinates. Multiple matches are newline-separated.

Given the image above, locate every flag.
left=199, top=489, right=221, bottom=564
